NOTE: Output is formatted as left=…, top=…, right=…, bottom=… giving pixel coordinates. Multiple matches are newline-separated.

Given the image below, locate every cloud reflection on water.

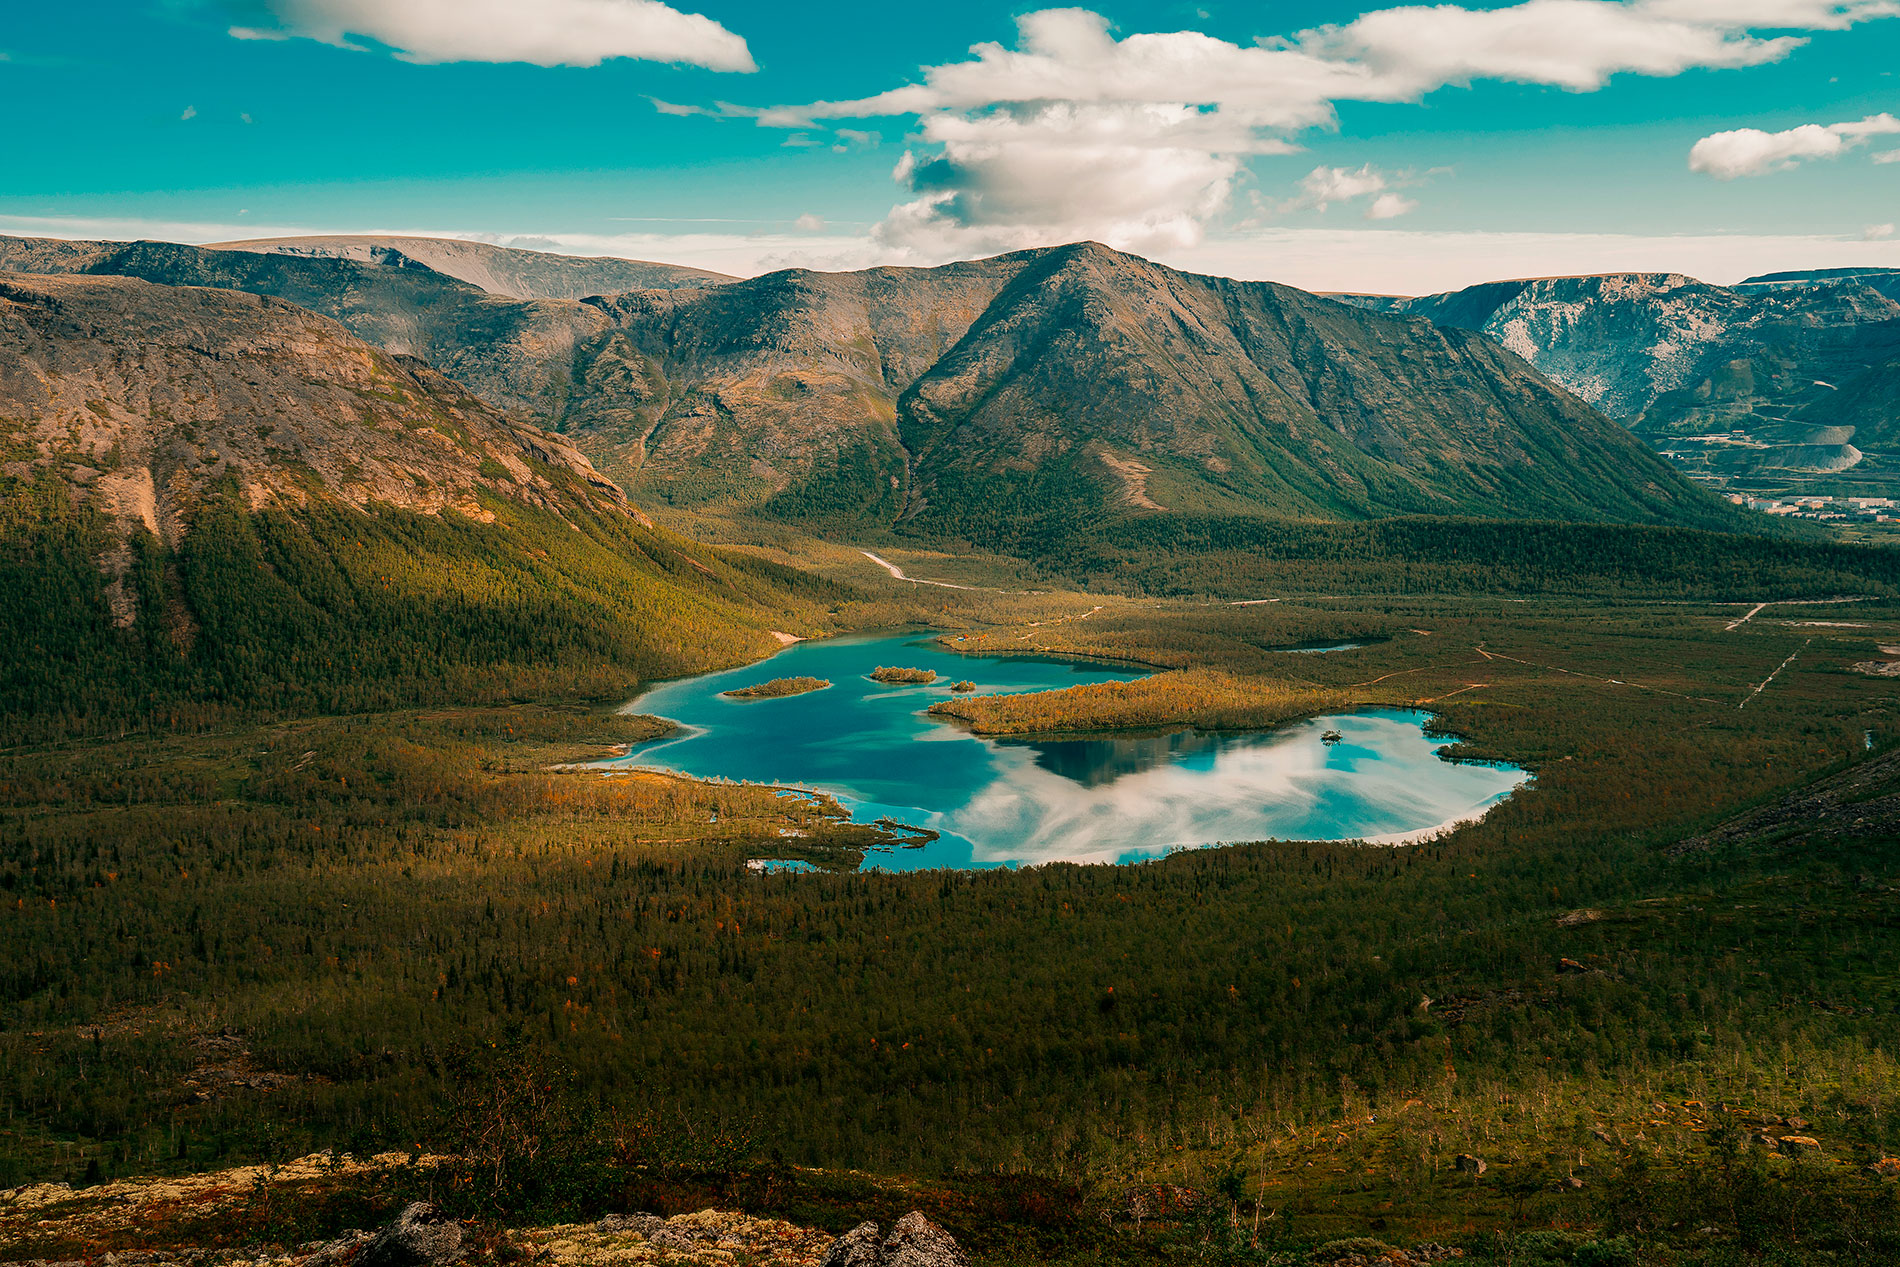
left=939, top=713, right=1527, bottom=867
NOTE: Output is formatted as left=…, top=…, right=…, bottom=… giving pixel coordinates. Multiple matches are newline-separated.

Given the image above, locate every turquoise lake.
left=608, top=632, right=1528, bottom=871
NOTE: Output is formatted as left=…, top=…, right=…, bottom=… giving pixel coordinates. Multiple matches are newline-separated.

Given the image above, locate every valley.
left=5, top=232, right=1900, bottom=1265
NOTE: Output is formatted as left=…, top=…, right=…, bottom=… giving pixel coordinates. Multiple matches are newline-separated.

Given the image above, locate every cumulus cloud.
left=1366, top=192, right=1419, bottom=220
left=1296, top=165, right=1392, bottom=211
left=767, top=2, right=1898, bottom=262
left=228, top=0, right=755, bottom=71
left=1868, top=223, right=1897, bottom=239
left=1689, top=112, right=1900, bottom=178
left=1874, top=148, right=1900, bottom=163
left=794, top=213, right=827, bottom=231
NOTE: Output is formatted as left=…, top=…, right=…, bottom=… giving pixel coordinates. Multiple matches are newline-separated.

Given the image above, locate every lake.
left=608, top=632, right=1528, bottom=870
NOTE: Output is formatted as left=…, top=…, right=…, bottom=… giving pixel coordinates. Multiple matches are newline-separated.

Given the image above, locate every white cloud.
left=1689, top=112, right=1900, bottom=178
left=794, top=213, right=826, bottom=232
left=1297, top=164, right=1392, bottom=212
left=1868, top=223, right=1897, bottom=239
left=1296, top=0, right=1805, bottom=94
left=769, top=2, right=1899, bottom=263
left=1366, top=192, right=1418, bottom=220
left=180, top=105, right=198, bottom=120
left=1873, top=148, right=1900, bottom=163
left=230, top=0, right=755, bottom=72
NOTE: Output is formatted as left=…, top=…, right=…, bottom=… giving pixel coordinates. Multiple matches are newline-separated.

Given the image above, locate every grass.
left=929, top=668, right=1366, bottom=735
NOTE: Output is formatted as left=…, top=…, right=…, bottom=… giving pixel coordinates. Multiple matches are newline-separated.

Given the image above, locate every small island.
left=950, top=680, right=977, bottom=692
left=869, top=666, right=939, bottom=685
left=721, top=676, right=831, bottom=700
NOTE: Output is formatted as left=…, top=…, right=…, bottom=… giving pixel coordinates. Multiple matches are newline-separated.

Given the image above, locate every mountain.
left=0, top=270, right=625, bottom=544
left=1337, top=272, right=1900, bottom=442
left=207, top=234, right=734, bottom=300
left=0, top=235, right=618, bottom=422
left=0, top=269, right=844, bottom=737
left=1738, top=267, right=1900, bottom=301
left=0, top=235, right=1739, bottom=542
left=585, top=243, right=1734, bottom=540
left=1813, top=353, right=1900, bottom=448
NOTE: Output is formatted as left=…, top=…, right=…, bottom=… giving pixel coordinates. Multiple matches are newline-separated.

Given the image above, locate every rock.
left=303, top=1229, right=375, bottom=1267
left=1778, top=1135, right=1821, bottom=1152
left=1454, top=1154, right=1487, bottom=1175
left=360, top=1202, right=465, bottom=1267
left=820, top=1221, right=885, bottom=1267
left=1555, top=909, right=1603, bottom=927
left=819, top=1214, right=967, bottom=1267
left=1557, top=957, right=1590, bottom=974
left=1869, top=1158, right=1900, bottom=1179
left=882, top=1213, right=968, bottom=1267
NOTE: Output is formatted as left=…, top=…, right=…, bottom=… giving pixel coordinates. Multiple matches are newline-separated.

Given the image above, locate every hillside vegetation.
left=0, top=235, right=1748, bottom=548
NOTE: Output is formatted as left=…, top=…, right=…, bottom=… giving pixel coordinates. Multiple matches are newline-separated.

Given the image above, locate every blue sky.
left=1, top=0, right=1896, bottom=291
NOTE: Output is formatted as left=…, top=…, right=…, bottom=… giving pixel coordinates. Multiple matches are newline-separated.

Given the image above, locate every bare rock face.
left=0, top=234, right=1736, bottom=539
left=818, top=1213, right=967, bottom=1267
left=880, top=1212, right=968, bottom=1267
left=360, top=1201, right=465, bottom=1267
left=206, top=235, right=734, bottom=301
left=1344, top=269, right=1900, bottom=442
left=818, top=1221, right=885, bottom=1267
left=0, top=270, right=629, bottom=546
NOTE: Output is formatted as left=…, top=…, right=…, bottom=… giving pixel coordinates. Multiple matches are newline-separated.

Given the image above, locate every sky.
left=1, top=0, right=1897, bottom=293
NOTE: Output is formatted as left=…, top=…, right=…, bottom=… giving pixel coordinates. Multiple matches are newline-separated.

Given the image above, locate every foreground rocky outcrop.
left=817, top=1213, right=967, bottom=1267
left=0, top=1156, right=975, bottom=1267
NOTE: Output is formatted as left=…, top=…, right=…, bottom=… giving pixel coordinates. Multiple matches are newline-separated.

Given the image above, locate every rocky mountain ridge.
left=207, top=234, right=734, bottom=301
left=1333, top=270, right=1900, bottom=477
left=585, top=242, right=1733, bottom=536
left=0, top=269, right=627, bottom=548
left=0, top=234, right=1742, bottom=541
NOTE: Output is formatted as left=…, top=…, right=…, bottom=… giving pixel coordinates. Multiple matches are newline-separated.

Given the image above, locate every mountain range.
left=1336, top=268, right=1900, bottom=480
left=0, top=263, right=851, bottom=735
left=0, top=234, right=1737, bottom=546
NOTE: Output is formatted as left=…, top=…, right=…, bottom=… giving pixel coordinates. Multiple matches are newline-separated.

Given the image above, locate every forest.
left=6, top=476, right=1900, bottom=1263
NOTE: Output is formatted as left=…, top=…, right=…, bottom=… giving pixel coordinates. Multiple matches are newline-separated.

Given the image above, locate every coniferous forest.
left=7, top=452, right=1900, bottom=1264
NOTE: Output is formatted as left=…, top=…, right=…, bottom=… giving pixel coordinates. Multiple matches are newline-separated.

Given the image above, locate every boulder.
left=1454, top=1154, right=1487, bottom=1175
left=1869, top=1157, right=1900, bottom=1179
left=819, top=1214, right=967, bottom=1267
left=1778, top=1136, right=1821, bottom=1152
left=882, top=1213, right=968, bottom=1267
left=360, top=1202, right=465, bottom=1267
left=820, top=1221, right=885, bottom=1267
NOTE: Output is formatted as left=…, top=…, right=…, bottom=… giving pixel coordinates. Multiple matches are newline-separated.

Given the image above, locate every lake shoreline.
left=599, top=632, right=1529, bottom=871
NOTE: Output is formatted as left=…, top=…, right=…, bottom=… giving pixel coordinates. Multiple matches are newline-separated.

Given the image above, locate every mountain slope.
left=584, top=254, right=1035, bottom=511
left=0, top=235, right=1743, bottom=540
left=0, top=270, right=844, bottom=738
left=0, top=271, right=627, bottom=543
left=0, top=235, right=618, bottom=421
left=581, top=244, right=1734, bottom=539
left=892, top=245, right=1719, bottom=541
left=1342, top=272, right=1900, bottom=437
left=208, top=234, right=734, bottom=300
left=1812, top=354, right=1900, bottom=448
